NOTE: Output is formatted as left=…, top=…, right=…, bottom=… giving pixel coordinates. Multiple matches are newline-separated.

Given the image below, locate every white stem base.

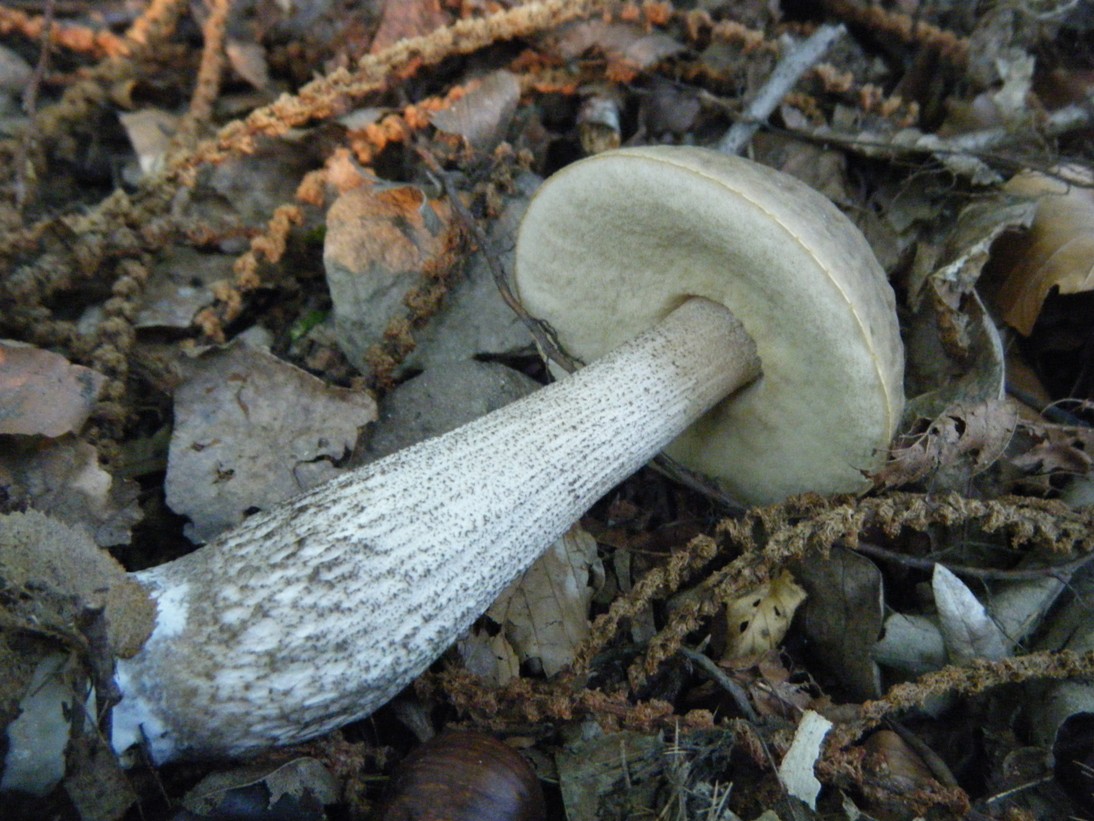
left=112, top=298, right=759, bottom=762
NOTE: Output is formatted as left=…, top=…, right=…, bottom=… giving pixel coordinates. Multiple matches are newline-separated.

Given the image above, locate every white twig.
left=717, top=24, right=846, bottom=156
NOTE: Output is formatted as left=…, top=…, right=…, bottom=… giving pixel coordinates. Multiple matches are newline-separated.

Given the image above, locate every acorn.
left=380, top=731, right=546, bottom=821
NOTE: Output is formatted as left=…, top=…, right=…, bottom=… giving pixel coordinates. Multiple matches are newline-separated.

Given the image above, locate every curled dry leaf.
left=933, top=564, right=1010, bottom=664
left=994, top=166, right=1094, bottom=335
left=721, top=570, right=806, bottom=661
left=873, top=399, right=1017, bottom=490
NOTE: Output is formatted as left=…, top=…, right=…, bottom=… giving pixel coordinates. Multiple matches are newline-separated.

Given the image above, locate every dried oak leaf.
left=873, top=400, right=1018, bottom=490
left=1010, top=420, right=1093, bottom=477
left=994, top=166, right=1094, bottom=335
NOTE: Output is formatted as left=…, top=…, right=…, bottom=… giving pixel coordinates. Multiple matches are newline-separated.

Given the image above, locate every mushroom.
left=4, top=146, right=903, bottom=773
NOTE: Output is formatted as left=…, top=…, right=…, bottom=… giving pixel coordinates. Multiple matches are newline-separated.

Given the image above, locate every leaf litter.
left=0, top=1, right=1093, bottom=819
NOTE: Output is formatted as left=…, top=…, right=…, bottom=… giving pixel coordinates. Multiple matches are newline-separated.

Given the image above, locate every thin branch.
left=717, top=24, right=846, bottom=155
left=678, top=647, right=760, bottom=723
left=852, top=540, right=1094, bottom=582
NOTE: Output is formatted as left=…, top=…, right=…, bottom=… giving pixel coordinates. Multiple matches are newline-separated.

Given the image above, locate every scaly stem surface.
left=114, top=297, right=760, bottom=761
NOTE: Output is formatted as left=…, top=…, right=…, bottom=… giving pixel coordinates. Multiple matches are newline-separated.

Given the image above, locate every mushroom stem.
left=113, top=297, right=760, bottom=762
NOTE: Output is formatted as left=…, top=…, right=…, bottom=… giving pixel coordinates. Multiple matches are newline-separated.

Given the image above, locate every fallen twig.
left=717, top=23, right=845, bottom=155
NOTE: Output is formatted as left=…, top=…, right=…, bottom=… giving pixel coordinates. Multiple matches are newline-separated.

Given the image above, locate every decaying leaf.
left=873, top=400, right=1018, bottom=490
left=860, top=728, right=941, bottom=815
left=166, top=343, right=377, bottom=542
left=225, top=38, right=269, bottom=90
left=904, top=197, right=1033, bottom=416
left=794, top=547, right=883, bottom=699
left=990, top=574, right=1067, bottom=649
left=1, top=653, right=81, bottom=797
left=721, top=570, right=806, bottom=661
left=118, top=108, right=179, bottom=178
left=554, top=20, right=683, bottom=81
left=719, top=650, right=813, bottom=719
left=994, top=166, right=1094, bottom=335
left=0, top=43, right=32, bottom=94
left=370, top=0, right=449, bottom=54
left=0, top=509, right=155, bottom=658
left=457, top=627, right=521, bottom=687
left=1009, top=420, right=1094, bottom=478
left=135, top=246, right=230, bottom=330
left=0, top=341, right=106, bottom=437
left=430, top=71, right=521, bottom=151
left=933, top=564, right=1010, bottom=664
left=488, top=525, right=602, bottom=676
left=181, top=757, right=340, bottom=818
left=0, top=437, right=141, bottom=546
left=556, top=731, right=666, bottom=821
left=873, top=613, right=947, bottom=677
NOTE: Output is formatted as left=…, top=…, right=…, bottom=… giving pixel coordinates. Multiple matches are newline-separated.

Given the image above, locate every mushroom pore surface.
left=513, top=146, right=904, bottom=505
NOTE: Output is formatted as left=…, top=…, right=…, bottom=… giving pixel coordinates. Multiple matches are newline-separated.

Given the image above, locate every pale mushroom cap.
left=514, top=146, right=904, bottom=505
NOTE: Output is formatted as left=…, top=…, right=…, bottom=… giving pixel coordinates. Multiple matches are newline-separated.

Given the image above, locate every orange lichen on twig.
left=177, top=0, right=233, bottom=139
left=29, top=0, right=188, bottom=159
left=168, top=0, right=615, bottom=175
left=0, top=6, right=127, bottom=58
left=822, top=0, right=969, bottom=66
left=828, top=649, right=1094, bottom=751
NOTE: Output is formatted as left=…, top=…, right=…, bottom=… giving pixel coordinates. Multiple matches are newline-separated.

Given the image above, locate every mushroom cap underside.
left=514, top=145, right=904, bottom=505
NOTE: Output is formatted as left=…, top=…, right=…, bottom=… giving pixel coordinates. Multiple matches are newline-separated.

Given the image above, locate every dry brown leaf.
left=0, top=342, right=106, bottom=437
left=873, top=400, right=1018, bottom=489
left=430, top=71, right=520, bottom=151
left=794, top=547, right=884, bottom=699
left=370, top=0, right=449, bottom=54
left=166, top=343, right=377, bottom=542
left=995, top=166, right=1094, bottom=335
left=862, top=730, right=937, bottom=789
left=721, top=570, right=806, bottom=661
left=225, top=38, right=269, bottom=90
left=719, top=650, right=813, bottom=719
left=1010, top=420, right=1094, bottom=476
left=118, top=108, right=179, bottom=178
left=487, top=526, right=601, bottom=677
